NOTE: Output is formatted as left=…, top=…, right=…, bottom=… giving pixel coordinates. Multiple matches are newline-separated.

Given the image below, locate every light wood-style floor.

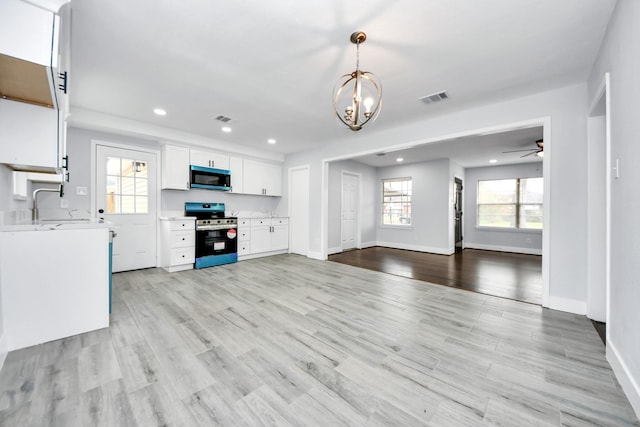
left=0, top=255, right=637, bottom=426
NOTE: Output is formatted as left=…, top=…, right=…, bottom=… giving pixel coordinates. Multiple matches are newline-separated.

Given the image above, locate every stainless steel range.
left=184, top=202, right=237, bottom=269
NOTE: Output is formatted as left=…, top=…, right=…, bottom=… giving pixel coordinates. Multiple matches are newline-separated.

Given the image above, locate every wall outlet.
left=60, top=198, right=69, bottom=208
left=76, top=186, right=88, bottom=196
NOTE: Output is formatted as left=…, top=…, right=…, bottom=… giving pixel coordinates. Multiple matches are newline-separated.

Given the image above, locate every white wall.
left=587, top=0, right=640, bottom=416
left=279, top=83, right=588, bottom=309
left=327, top=160, right=377, bottom=253
left=376, top=159, right=451, bottom=254
left=464, top=162, right=543, bottom=254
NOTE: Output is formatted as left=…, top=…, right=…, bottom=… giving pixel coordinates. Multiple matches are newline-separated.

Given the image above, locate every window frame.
left=476, top=177, right=543, bottom=230
left=381, top=177, right=412, bottom=227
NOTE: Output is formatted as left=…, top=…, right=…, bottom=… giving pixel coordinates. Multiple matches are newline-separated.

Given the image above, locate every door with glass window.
left=96, top=145, right=157, bottom=272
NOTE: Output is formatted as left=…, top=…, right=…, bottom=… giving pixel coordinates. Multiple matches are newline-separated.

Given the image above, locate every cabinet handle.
left=58, top=71, right=68, bottom=94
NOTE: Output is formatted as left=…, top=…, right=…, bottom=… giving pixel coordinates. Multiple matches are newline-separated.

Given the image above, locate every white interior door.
left=96, top=145, right=158, bottom=272
left=289, top=166, right=309, bottom=256
left=341, top=172, right=358, bottom=251
left=586, top=74, right=610, bottom=324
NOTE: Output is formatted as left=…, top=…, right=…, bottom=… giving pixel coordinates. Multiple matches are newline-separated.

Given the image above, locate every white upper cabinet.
left=161, top=144, right=190, bottom=190
left=0, top=100, right=58, bottom=171
left=243, top=159, right=282, bottom=196
left=229, top=156, right=244, bottom=193
left=189, top=149, right=230, bottom=170
left=0, top=0, right=70, bottom=173
left=0, top=0, right=58, bottom=67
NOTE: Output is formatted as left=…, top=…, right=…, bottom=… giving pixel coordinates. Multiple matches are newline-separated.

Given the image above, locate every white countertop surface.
left=158, top=216, right=194, bottom=221
left=0, top=211, right=110, bottom=232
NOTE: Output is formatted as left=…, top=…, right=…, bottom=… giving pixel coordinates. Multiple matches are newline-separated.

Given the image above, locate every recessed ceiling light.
left=267, top=139, right=276, bottom=144
left=153, top=108, right=167, bottom=116
left=221, top=126, right=232, bottom=133
left=489, top=159, right=498, bottom=163
left=396, top=157, right=404, bottom=162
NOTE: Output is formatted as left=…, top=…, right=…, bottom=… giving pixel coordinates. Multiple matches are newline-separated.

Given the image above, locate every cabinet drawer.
left=170, top=220, right=194, bottom=231
left=170, top=247, right=194, bottom=265
left=237, top=228, right=251, bottom=241
left=272, top=217, right=288, bottom=225
left=238, top=218, right=251, bottom=227
left=238, top=243, right=251, bottom=255
left=250, top=218, right=270, bottom=226
left=170, top=230, right=194, bottom=248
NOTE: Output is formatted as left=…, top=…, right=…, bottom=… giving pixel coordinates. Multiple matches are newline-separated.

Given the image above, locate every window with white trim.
left=382, top=177, right=412, bottom=225
left=477, top=177, right=543, bottom=229
left=105, top=157, right=149, bottom=214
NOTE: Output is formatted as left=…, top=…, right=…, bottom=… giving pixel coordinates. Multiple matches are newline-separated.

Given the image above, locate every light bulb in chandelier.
left=333, top=32, right=382, bottom=131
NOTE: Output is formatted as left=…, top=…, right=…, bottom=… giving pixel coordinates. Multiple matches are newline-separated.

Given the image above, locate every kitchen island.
left=0, top=217, right=110, bottom=351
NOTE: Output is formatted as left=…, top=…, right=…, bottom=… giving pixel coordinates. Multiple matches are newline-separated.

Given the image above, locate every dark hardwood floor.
left=329, top=247, right=542, bottom=305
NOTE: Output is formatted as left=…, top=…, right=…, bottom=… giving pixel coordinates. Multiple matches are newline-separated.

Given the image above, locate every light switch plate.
left=76, top=186, right=88, bottom=195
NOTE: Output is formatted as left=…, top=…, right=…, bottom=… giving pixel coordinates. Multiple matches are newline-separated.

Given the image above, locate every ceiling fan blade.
left=502, top=148, right=536, bottom=154
left=520, top=151, right=538, bottom=158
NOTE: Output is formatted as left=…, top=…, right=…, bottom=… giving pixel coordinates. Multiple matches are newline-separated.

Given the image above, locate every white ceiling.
left=69, top=0, right=616, bottom=162
left=352, top=126, right=544, bottom=168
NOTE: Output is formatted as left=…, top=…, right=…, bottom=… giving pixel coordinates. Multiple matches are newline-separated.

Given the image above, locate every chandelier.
left=333, top=31, right=382, bottom=131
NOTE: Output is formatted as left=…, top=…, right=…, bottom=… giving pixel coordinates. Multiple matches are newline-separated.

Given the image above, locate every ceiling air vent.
left=419, top=91, right=449, bottom=105
left=215, top=115, right=232, bottom=122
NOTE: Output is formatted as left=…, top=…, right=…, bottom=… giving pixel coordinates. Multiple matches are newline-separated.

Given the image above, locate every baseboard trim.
left=547, top=295, right=587, bottom=315
left=0, top=332, right=8, bottom=373
left=327, top=246, right=342, bottom=255
left=307, top=251, right=325, bottom=261
left=360, top=241, right=376, bottom=249
left=607, top=339, right=640, bottom=420
left=237, top=249, right=288, bottom=262
left=464, top=242, right=542, bottom=255
left=376, top=241, right=453, bottom=255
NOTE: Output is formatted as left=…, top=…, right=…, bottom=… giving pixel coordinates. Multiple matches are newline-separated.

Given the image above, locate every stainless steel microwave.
left=190, top=165, right=231, bottom=191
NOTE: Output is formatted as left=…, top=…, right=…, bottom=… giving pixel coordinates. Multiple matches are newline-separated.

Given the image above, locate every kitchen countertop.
left=158, top=216, right=194, bottom=221
left=0, top=211, right=110, bottom=232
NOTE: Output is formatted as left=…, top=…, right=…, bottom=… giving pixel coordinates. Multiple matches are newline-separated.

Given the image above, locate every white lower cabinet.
left=0, top=226, right=109, bottom=351
left=161, top=218, right=195, bottom=272
left=237, top=218, right=251, bottom=256
left=238, top=217, right=288, bottom=260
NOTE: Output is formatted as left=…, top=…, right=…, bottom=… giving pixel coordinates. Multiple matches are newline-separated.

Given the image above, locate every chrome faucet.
left=32, top=185, right=63, bottom=221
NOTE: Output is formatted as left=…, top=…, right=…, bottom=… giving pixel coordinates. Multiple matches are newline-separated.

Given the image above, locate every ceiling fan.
left=503, top=139, right=544, bottom=158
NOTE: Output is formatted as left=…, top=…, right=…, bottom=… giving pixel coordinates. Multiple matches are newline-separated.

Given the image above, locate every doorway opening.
left=454, top=177, right=463, bottom=253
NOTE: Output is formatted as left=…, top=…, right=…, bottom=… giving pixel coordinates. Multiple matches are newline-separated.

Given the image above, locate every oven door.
left=195, top=227, right=238, bottom=257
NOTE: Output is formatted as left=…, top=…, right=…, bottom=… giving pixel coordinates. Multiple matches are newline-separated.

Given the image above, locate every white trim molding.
left=607, top=340, right=640, bottom=420
left=0, top=332, right=8, bottom=373
left=327, top=246, right=342, bottom=255
left=547, top=295, right=586, bottom=315
left=464, top=242, right=542, bottom=256
left=307, top=250, right=325, bottom=261
left=376, top=241, right=453, bottom=256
